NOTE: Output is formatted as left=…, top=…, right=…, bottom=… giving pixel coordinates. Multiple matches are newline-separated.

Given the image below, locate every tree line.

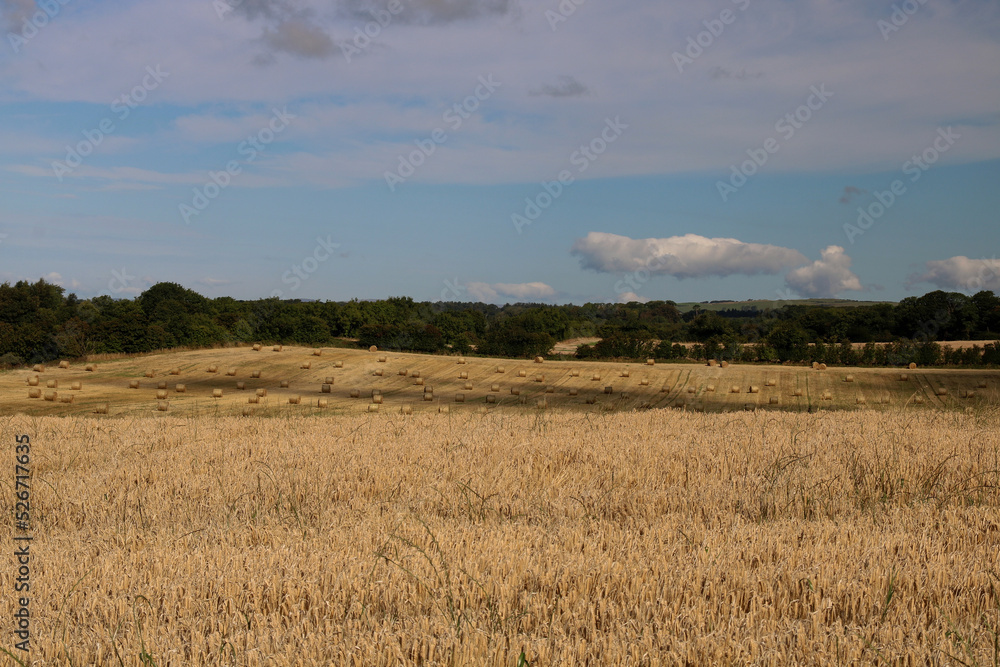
left=0, top=280, right=998, bottom=368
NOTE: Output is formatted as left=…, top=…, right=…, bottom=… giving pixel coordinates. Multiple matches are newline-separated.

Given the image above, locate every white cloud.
left=571, top=232, right=807, bottom=279
left=466, top=281, right=556, bottom=303
left=617, top=291, right=649, bottom=304
left=784, top=245, right=863, bottom=297
left=907, top=256, right=1000, bottom=292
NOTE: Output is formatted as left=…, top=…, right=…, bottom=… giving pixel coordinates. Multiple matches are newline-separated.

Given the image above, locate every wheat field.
left=2, top=403, right=999, bottom=665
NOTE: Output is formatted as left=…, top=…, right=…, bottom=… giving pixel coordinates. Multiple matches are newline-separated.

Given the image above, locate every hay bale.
left=27, top=388, right=41, bottom=399
left=687, top=386, right=696, bottom=394
left=592, top=374, right=601, bottom=381
left=458, top=371, right=468, bottom=380
left=368, top=404, right=380, bottom=412
left=586, top=396, right=597, bottom=405
left=708, top=360, right=717, bottom=367
left=977, top=380, right=988, bottom=389
left=129, top=380, right=140, bottom=389
left=856, top=396, right=867, bottom=404
left=32, top=364, right=44, bottom=373
left=46, top=379, right=58, bottom=389
left=935, top=387, right=948, bottom=396
left=212, top=389, right=223, bottom=398
left=545, top=385, right=555, bottom=394
left=490, top=383, right=500, bottom=392
left=424, top=386, right=433, bottom=393
left=518, top=370, right=527, bottom=378
left=423, top=393, right=434, bottom=401
left=457, top=357, right=466, bottom=364
left=236, top=382, right=246, bottom=390
left=94, top=403, right=109, bottom=415
left=899, top=373, right=909, bottom=381
left=510, top=388, right=520, bottom=396
left=604, top=386, right=613, bottom=394
left=27, top=376, right=38, bottom=386
left=464, top=382, right=473, bottom=391
left=175, top=384, right=186, bottom=393
left=71, top=381, right=82, bottom=391
left=743, top=403, right=756, bottom=412
left=706, top=385, right=716, bottom=393
left=280, top=380, right=290, bottom=388
left=252, top=343, right=262, bottom=351
left=411, top=371, right=421, bottom=379
left=321, top=384, right=332, bottom=394
left=273, top=345, right=282, bottom=352
left=58, top=360, right=70, bottom=369
left=145, top=370, right=156, bottom=378
left=621, top=370, right=630, bottom=378
left=378, top=355, right=387, bottom=363
left=496, top=366, right=506, bottom=374
left=568, top=388, right=578, bottom=396
left=156, top=390, right=168, bottom=400
left=85, top=364, right=96, bottom=372
left=646, top=359, right=655, bottom=366
left=242, top=407, right=254, bottom=416
left=324, top=376, right=335, bottom=385
left=438, top=405, right=450, bottom=414
left=400, top=405, right=413, bottom=415
left=535, top=356, right=544, bottom=364
left=909, top=362, right=917, bottom=370
left=769, top=397, right=779, bottom=405
left=793, top=388, right=804, bottom=397
left=256, top=388, right=268, bottom=397
left=730, top=386, right=740, bottom=394
left=812, top=362, right=820, bottom=369
left=157, top=381, right=167, bottom=390
left=960, top=389, right=975, bottom=399
left=486, top=395, right=496, bottom=404
left=720, top=361, right=729, bottom=368
left=313, top=349, right=323, bottom=356
left=570, top=369, right=580, bottom=377
left=660, top=386, right=669, bottom=392
left=535, top=374, right=545, bottom=383
left=334, top=361, right=344, bottom=368
left=300, top=362, right=312, bottom=370
left=226, top=368, right=237, bottom=376
left=414, top=378, right=425, bottom=386
left=208, top=365, right=218, bottom=373
left=248, top=396, right=260, bottom=404
left=536, top=398, right=548, bottom=409
left=156, top=401, right=169, bottom=412
left=371, top=389, right=382, bottom=398
left=373, top=370, right=384, bottom=377
left=818, top=364, right=827, bottom=371
left=749, top=386, right=760, bottom=394
left=455, top=393, right=465, bottom=403
left=169, top=368, right=180, bottom=375
left=350, top=389, right=360, bottom=398
left=640, top=378, right=649, bottom=386
left=399, top=369, right=409, bottom=377
left=914, top=396, right=925, bottom=404
left=765, top=378, right=776, bottom=387
left=369, top=345, right=378, bottom=353
left=288, top=396, right=301, bottom=405
left=44, top=391, right=57, bottom=402
left=822, top=390, right=833, bottom=401
left=844, top=375, right=854, bottom=383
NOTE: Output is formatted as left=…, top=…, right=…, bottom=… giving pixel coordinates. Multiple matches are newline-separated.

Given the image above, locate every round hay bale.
left=793, top=388, right=804, bottom=397
left=144, top=370, right=155, bottom=378
left=458, top=371, right=468, bottom=380
left=856, top=396, right=866, bottom=404
left=568, top=388, right=578, bottom=396
left=373, top=370, right=384, bottom=377
left=455, top=393, right=466, bottom=403
left=256, top=388, right=268, bottom=397
left=371, top=389, right=382, bottom=398
left=226, top=368, right=237, bottom=376
left=706, top=384, right=716, bottom=393
left=822, top=390, right=833, bottom=400
left=518, top=370, right=527, bottom=378
left=129, top=380, right=140, bottom=389
left=661, top=386, right=669, bottom=392
left=708, top=360, right=718, bottom=367
left=288, top=396, right=301, bottom=405
left=730, top=385, right=740, bottom=394
left=844, top=375, right=854, bottom=383
left=94, top=403, right=109, bottom=415
left=414, top=378, right=425, bottom=386
left=378, top=355, right=387, bottom=363
left=743, top=403, right=756, bottom=412
left=424, top=386, right=433, bottom=393
left=818, top=364, right=827, bottom=371
left=535, top=375, right=545, bottom=383
left=878, top=396, right=890, bottom=404
left=350, top=389, right=360, bottom=398
left=720, top=361, right=729, bottom=368
left=749, top=386, right=760, bottom=394
left=370, top=395, right=382, bottom=405
left=536, top=398, right=547, bottom=409
left=423, top=393, right=434, bottom=401
left=175, top=384, right=186, bottom=393
left=769, top=397, right=779, bottom=405
left=157, top=381, right=167, bottom=390
left=280, top=380, right=290, bottom=388
left=156, top=390, right=168, bottom=400
left=457, top=357, right=466, bottom=364
left=334, top=361, right=344, bottom=368
left=71, top=381, right=82, bottom=391
left=248, top=396, right=260, bottom=404
left=899, top=373, right=909, bottom=381
left=156, top=401, right=169, bottom=412
left=490, top=383, right=500, bottom=392
left=438, top=405, right=450, bottom=414
left=28, top=388, right=41, bottom=399
left=273, top=345, right=282, bottom=352
left=592, top=374, right=601, bottom=381
left=399, top=369, right=409, bottom=376
left=85, top=364, right=96, bottom=372
left=32, top=364, right=44, bottom=373
left=313, top=349, right=323, bottom=356
left=765, top=379, right=776, bottom=387
left=242, top=407, right=254, bottom=416
left=510, top=388, right=520, bottom=396
left=914, top=396, right=925, bottom=404
left=496, top=366, right=505, bottom=373
left=44, top=391, right=57, bottom=402
left=545, top=385, right=555, bottom=394
left=411, top=371, right=421, bottom=379
left=464, top=382, right=473, bottom=391
left=212, top=389, right=223, bottom=398
left=604, top=386, right=613, bottom=394
left=321, top=384, right=332, bottom=394
left=27, top=376, right=38, bottom=386
left=977, top=380, right=988, bottom=389
left=961, top=389, right=975, bottom=399
left=324, top=376, right=335, bottom=385
left=935, top=387, right=948, bottom=396
left=909, top=362, right=917, bottom=370
left=369, top=345, right=378, bottom=353
left=687, top=386, right=696, bottom=394
left=486, top=395, right=496, bottom=404
left=169, top=368, right=180, bottom=375
left=368, top=404, right=380, bottom=412
left=535, top=356, right=544, bottom=364
left=46, top=379, right=58, bottom=389
left=236, top=382, right=246, bottom=390
left=646, top=359, right=655, bottom=366
left=640, top=378, right=649, bottom=386
left=812, top=362, right=820, bottom=369
left=252, top=343, right=262, bottom=351
left=58, top=360, right=70, bottom=369
left=300, top=362, right=312, bottom=370
left=621, top=370, right=630, bottom=378
left=400, top=404, right=413, bottom=415
left=208, top=365, right=218, bottom=373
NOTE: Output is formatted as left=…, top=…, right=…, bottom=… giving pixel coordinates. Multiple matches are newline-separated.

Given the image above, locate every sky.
left=1, top=0, right=999, bottom=306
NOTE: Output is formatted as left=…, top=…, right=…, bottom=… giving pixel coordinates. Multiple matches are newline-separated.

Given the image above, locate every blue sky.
left=1, top=0, right=999, bottom=305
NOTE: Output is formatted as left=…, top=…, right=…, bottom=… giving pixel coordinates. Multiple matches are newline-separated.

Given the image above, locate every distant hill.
left=674, top=298, right=896, bottom=314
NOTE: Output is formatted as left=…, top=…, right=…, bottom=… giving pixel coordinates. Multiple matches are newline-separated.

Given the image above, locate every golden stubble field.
left=1, top=404, right=999, bottom=665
